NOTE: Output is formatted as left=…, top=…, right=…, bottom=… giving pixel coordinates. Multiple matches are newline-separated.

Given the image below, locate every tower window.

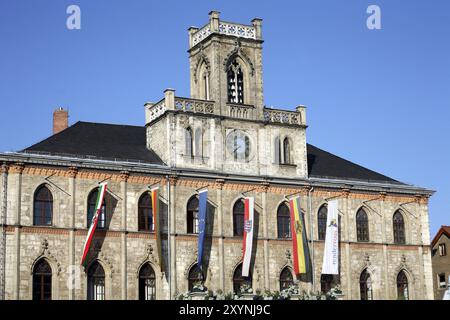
left=227, top=60, right=244, bottom=104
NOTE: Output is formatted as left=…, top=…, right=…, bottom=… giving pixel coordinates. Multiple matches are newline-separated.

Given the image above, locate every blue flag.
left=197, top=189, right=208, bottom=270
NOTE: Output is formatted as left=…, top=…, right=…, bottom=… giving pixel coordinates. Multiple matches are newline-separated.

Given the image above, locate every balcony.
left=145, top=89, right=306, bottom=127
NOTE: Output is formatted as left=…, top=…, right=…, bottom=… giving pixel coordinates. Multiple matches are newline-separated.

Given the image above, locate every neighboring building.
left=431, top=226, right=450, bottom=299
left=0, top=12, right=435, bottom=300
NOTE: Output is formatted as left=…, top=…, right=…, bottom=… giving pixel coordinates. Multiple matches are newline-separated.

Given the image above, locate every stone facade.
left=0, top=165, right=434, bottom=300
left=0, top=12, right=434, bottom=300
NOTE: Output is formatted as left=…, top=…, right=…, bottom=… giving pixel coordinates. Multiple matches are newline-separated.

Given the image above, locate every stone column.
left=261, top=182, right=270, bottom=290
left=215, top=179, right=225, bottom=291
left=10, top=163, right=24, bottom=300
left=418, top=195, right=433, bottom=300
left=379, top=192, right=389, bottom=299
left=169, top=175, right=178, bottom=298
left=0, top=163, right=9, bottom=300
left=68, top=166, right=78, bottom=300
left=342, top=188, right=352, bottom=299
left=120, top=171, right=129, bottom=300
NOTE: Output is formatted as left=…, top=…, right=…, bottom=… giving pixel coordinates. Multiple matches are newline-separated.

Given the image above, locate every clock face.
left=226, top=130, right=252, bottom=161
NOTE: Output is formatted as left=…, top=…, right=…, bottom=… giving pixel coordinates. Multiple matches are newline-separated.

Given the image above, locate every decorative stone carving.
left=30, top=239, right=62, bottom=276
left=223, top=42, right=255, bottom=76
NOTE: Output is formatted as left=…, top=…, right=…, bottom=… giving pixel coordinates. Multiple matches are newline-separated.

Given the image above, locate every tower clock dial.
left=226, top=130, right=252, bottom=161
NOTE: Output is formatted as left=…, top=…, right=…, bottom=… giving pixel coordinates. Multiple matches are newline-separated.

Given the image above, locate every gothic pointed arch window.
left=279, top=267, right=294, bottom=290
left=356, top=208, right=369, bottom=242
left=138, top=193, right=153, bottom=232
left=318, top=205, right=328, bottom=241
left=274, top=136, right=281, bottom=164
left=139, top=263, right=156, bottom=300
left=32, top=259, right=52, bottom=300
left=397, top=270, right=409, bottom=300
left=360, top=269, right=373, bottom=300
left=33, top=185, right=53, bottom=226
left=393, top=211, right=406, bottom=244
left=233, top=199, right=245, bottom=237
left=194, top=128, right=204, bottom=158
left=87, top=261, right=105, bottom=300
left=233, top=263, right=252, bottom=293
left=87, top=189, right=106, bottom=230
left=188, top=264, right=204, bottom=291
left=185, top=127, right=193, bottom=158
left=187, top=196, right=199, bottom=234
left=227, top=59, right=244, bottom=104
left=283, top=137, right=291, bottom=164
left=277, top=202, right=291, bottom=239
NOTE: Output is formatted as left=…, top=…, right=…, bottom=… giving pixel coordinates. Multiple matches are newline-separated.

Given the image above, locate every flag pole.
left=308, top=186, right=315, bottom=292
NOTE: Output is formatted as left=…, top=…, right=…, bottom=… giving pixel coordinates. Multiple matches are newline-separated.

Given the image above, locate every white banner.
left=321, top=200, right=339, bottom=275
left=242, top=197, right=254, bottom=277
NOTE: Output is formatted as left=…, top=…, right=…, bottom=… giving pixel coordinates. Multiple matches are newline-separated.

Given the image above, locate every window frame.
left=138, top=193, right=154, bottom=232
left=233, top=199, right=245, bottom=237
left=33, top=185, right=53, bottom=226
left=277, top=203, right=291, bottom=239
left=356, top=208, right=370, bottom=242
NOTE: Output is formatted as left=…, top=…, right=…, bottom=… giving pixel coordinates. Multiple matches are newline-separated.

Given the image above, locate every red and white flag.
left=80, top=182, right=108, bottom=265
left=242, top=197, right=254, bottom=277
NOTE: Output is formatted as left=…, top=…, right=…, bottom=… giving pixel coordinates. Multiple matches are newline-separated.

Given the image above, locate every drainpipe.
left=166, top=175, right=171, bottom=300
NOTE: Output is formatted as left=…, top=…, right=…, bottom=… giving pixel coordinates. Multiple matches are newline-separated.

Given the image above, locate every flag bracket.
left=241, top=188, right=257, bottom=197
left=45, top=173, right=71, bottom=196
left=98, top=176, right=112, bottom=185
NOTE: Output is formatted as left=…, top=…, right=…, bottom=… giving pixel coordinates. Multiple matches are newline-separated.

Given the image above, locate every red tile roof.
left=431, top=226, right=450, bottom=248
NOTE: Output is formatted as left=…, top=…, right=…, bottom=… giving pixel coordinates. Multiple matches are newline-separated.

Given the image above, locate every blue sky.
left=0, top=0, right=449, bottom=236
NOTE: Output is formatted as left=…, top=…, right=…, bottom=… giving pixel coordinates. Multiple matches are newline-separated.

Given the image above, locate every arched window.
left=233, top=199, right=245, bottom=237
left=360, top=269, right=373, bottom=300
left=185, top=127, right=193, bottom=157
left=320, top=274, right=334, bottom=294
left=187, top=196, right=199, bottom=234
left=139, top=263, right=156, bottom=300
left=87, top=261, right=105, bottom=300
left=194, top=128, right=203, bottom=158
left=233, top=263, right=252, bottom=293
left=393, top=211, right=405, bottom=244
left=274, top=136, right=281, bottom=164
left=318, top=205, right=328, bottom=241
left=32, top=259, right=52, bottom=300
left=397, top=270, right=409, bottom=300
left=87, top=189, right=106, bottom=229
left=227, top=59, right=244, bottom=104
left=356, top=208, right=369, bottom=242
left=138, top=193, right=153, bottom=232
left=277, top=203, right=291, bottom=239
left=283, top=137, right=291, bottom=164
left=33, top=185, right=53, bottom=226
left=188, top=264, right=204, bottom=291
left=279, top=267, right=294, bottom=290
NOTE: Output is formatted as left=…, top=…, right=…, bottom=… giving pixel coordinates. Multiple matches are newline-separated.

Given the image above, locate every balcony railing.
left=146, top=89, right=306, bottom=126
left=263, top=107, right=306, bottom=126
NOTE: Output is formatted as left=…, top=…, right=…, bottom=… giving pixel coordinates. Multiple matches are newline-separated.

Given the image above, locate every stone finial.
left=209, top=11, right=220, bottom=32
left=251, top=18, right=263, bottom=40
left=164, top=88, right=176, bottom=110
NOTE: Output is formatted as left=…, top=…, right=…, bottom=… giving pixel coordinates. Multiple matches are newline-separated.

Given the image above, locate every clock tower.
left=145, top=11, right=308, bottom=179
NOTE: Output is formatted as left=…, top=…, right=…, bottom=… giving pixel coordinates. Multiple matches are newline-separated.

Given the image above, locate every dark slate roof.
left=23, top=121, right=164, bottom=165
left=306, top=144, right=402, bottom=184
left=23, top=121, right=402, bottom=184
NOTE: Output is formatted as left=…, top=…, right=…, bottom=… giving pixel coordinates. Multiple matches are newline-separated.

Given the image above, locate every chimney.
left=53, top=107, right=68, bottom=134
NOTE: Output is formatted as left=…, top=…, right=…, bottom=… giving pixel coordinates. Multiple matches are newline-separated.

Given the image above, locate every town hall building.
left=0, top=12, right=434, bottom=300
